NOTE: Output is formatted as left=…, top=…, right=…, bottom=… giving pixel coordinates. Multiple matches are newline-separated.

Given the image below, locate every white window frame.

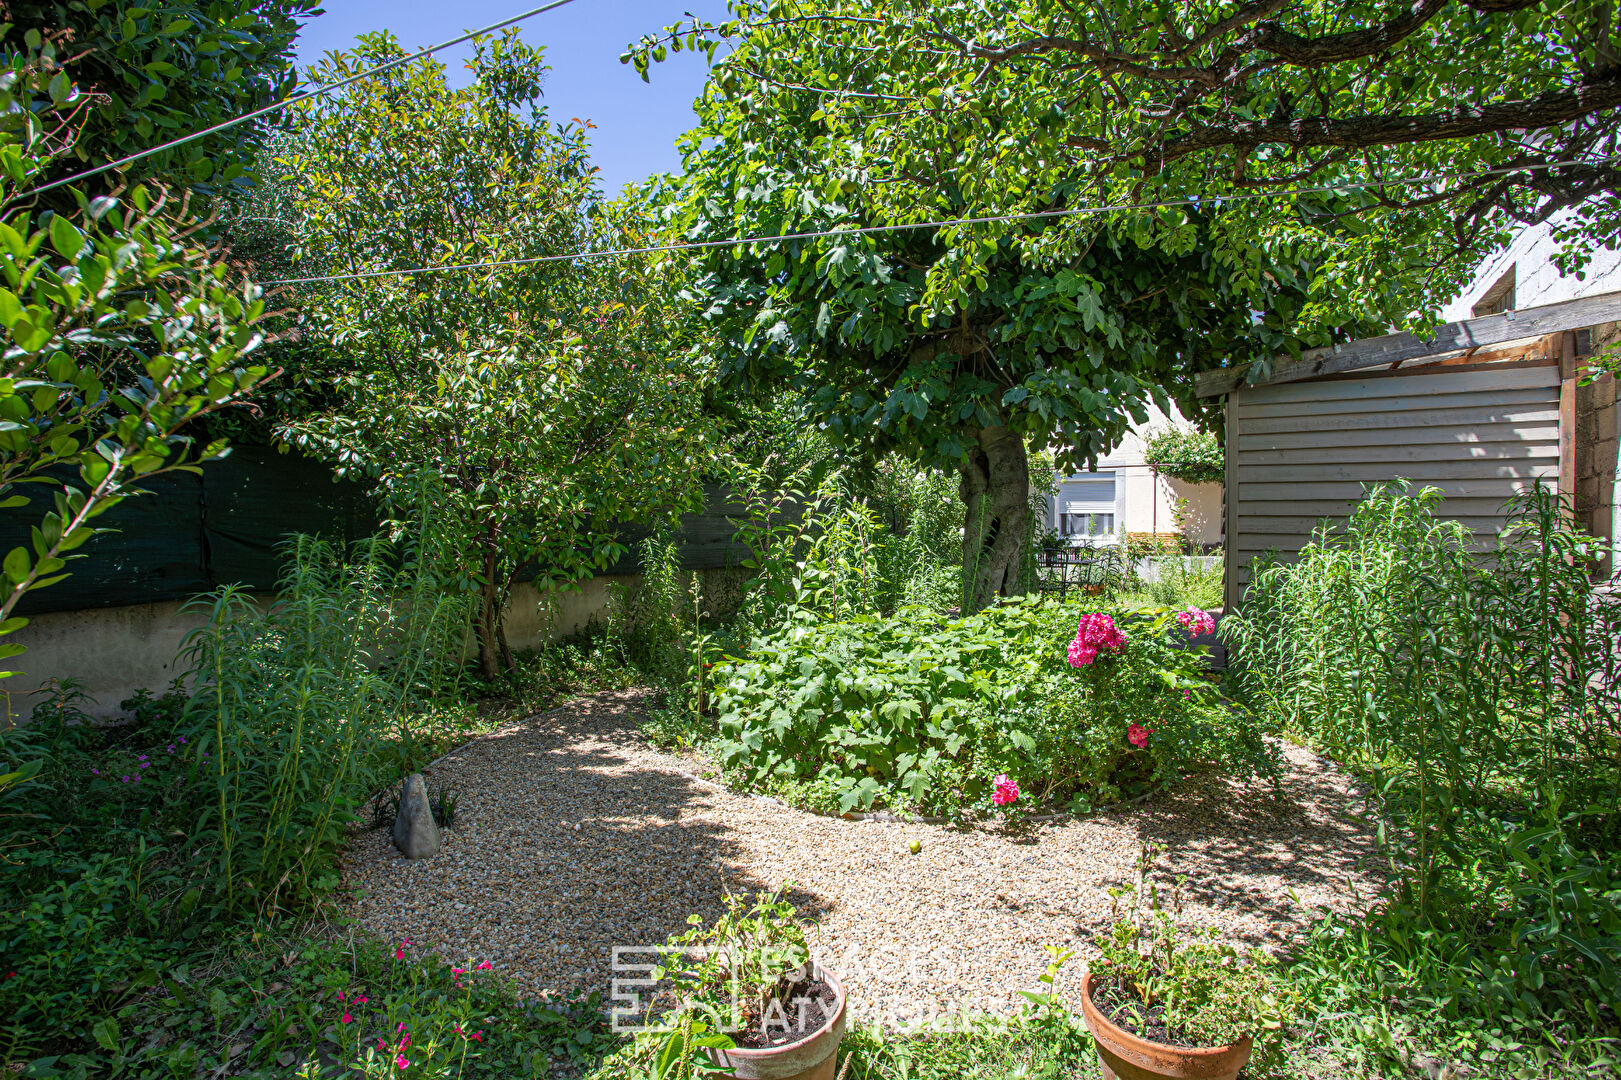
left=1052, top=472, right=1119, bottom=546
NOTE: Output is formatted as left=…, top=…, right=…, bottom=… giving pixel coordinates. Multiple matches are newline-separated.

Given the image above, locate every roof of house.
left=1194, top=289, right=1621, bottom=399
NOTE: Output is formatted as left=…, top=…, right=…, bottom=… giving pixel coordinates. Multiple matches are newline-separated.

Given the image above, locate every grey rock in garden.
left=392, top=773, right=441, bottom=859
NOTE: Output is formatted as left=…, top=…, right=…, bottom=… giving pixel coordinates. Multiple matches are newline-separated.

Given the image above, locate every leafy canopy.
left=273, top=33, right=717, bottom=674
left=0, top=16, right=273, bottom=699
left=635, top=4, right=1373, bottom=479
left=1144, top=427, right=1223, bottom=486
left=8, top=1, right=317, bottom=199
left=636, top=1, right=1621, bottom=354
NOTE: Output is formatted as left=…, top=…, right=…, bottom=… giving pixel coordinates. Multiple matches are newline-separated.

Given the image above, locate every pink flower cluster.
left=1067, top=613, right=1127, bottom=667
left=449, top=959, right=494, bottom=988
left=376, top=1022, right=413, bottom=1070
left=337, top=989, right=368, bottom=1025
left=1127, top=723, right=1153, bottom=749
left=1175, top=607, right=1216, bottom=638
left=991, top=774, right=1020, bottom=806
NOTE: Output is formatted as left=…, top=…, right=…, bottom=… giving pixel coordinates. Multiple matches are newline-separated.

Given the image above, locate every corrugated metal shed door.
left=1228, top=362, right=1562, bottom=599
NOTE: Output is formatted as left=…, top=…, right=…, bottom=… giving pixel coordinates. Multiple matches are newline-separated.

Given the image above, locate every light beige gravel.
left=342, top=689, right=1386, bottom=1027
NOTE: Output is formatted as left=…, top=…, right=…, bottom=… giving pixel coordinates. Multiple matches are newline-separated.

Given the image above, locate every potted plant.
left=1080, top=846, right=1299, bottom=1080
left=653, top=887, right=846, bottom=1080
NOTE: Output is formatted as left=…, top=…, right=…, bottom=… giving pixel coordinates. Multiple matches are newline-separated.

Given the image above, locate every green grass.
left=1109, top=558, right=1224, bottom=612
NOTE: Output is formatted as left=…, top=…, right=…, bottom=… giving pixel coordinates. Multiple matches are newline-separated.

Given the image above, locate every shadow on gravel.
left=1110, top=761, right=1386, bottom=940
left=413, top=690, right=831, bottom=994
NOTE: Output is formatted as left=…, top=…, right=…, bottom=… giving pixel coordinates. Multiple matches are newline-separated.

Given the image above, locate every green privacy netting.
left=1, top=452, right=755, bottom=616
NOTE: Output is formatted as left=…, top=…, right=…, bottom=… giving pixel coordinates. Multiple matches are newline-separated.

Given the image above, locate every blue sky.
left=290, top=1, right=730, bottom=194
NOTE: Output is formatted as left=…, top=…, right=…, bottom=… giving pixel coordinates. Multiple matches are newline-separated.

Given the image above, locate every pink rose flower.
left=1068, top=613, right=1128, bottom=667
left=992, top=774, right=1020, bottom=806
left=1176, top=608, right=1216, bottom=638
left=1127, top=723, right=1149, bottom=749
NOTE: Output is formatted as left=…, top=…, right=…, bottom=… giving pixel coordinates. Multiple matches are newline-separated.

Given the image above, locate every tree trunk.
left=474, top=544, right=508, bottom=681
left=471, top=519, right=523, bottom=680
left=959, top=425, right=1032, bottom=614
left=475, top=578, right=503, bottom=680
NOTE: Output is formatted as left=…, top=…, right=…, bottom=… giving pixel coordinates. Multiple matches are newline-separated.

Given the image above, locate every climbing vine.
left=1144, top=428, right=1223, bottom=486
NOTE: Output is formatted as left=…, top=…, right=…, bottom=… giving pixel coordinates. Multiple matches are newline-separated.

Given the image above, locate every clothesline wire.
left=258, top=151, right=1621, bottom=286
left=20, top=0, right=583, bottom=199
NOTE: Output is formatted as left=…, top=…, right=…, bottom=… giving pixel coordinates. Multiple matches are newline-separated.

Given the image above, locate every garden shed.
left=1194, top=291, right=1621, bottom=610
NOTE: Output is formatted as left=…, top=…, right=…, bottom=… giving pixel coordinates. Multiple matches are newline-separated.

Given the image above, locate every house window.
left=1056, top=472, right=1117, bottom=542
left=1062, top=512, right=1116, bottom=538
left=1472, top=264, right=1516, bottom=317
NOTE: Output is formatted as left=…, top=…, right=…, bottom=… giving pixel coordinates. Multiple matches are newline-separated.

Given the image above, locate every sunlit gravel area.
left=341, top=688, right=1385, bottom=1026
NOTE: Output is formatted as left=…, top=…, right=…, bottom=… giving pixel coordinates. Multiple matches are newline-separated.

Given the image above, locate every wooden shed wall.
left=1225, top=361, right=1562, bottom=607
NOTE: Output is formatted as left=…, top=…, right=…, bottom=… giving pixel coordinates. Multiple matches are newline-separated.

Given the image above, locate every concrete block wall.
left=4, top=569, right=750, bottom=722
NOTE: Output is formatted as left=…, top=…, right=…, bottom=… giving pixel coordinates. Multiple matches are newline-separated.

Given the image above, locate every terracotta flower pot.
left=1079, top=970, right=1253, bottom=1080
left=707, top=964, right=847, bottom=1080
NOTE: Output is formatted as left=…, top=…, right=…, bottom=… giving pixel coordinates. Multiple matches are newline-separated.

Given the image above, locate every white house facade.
left=1045, top=402, right=1224, bottom=550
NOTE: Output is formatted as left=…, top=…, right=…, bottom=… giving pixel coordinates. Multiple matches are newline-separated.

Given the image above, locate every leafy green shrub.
left=1115, top=557, right=1224, bottom=612
left=713, top=595, right=1266, bottom=815
left=298, top=936, right=611, bottom=1078
left=1, top=848, right=190, bottom=1039
left=654, top=888, right=811, bottom=1037
left=1143, top=426, right=1223, bottom=485
left=1288, top=835, right=1621, bottom=1078
left=1224, top=483, right=1621, bottom=1072
left=0, top=529, right=478, bottom=1058
left=1, top=904, right=611, bottom=1078
left=609, top=531, right=690, bottom=677
left=1224, top=484, right=1621, bottom=908
left=730, top=470, right=900, bottom=628
left=0, top=700, right=220, bottom=1047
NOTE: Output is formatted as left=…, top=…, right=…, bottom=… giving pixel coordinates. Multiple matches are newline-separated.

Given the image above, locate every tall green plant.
left=1224, top=482, right=1621, bottom=912
left=181, top=527, right=470, bottom=918
left=272, top=32, right=715, bottom=678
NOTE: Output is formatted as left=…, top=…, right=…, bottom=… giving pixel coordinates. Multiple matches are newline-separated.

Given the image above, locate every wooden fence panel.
left=1228, top=363, right=1563, bottom=593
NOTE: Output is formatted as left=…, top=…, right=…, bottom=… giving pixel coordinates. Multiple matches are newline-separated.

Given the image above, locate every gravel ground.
left=342, top=689, right=1386, bottom=1027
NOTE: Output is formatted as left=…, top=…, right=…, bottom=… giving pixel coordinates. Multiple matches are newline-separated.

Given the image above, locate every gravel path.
left=342, top=689, right=1385, bottom=1027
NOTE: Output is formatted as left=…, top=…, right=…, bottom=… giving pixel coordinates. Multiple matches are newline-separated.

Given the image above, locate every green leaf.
left=49, top=216, right=84, bottom=260
left=91, top=1016, right=119, bottom=1052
